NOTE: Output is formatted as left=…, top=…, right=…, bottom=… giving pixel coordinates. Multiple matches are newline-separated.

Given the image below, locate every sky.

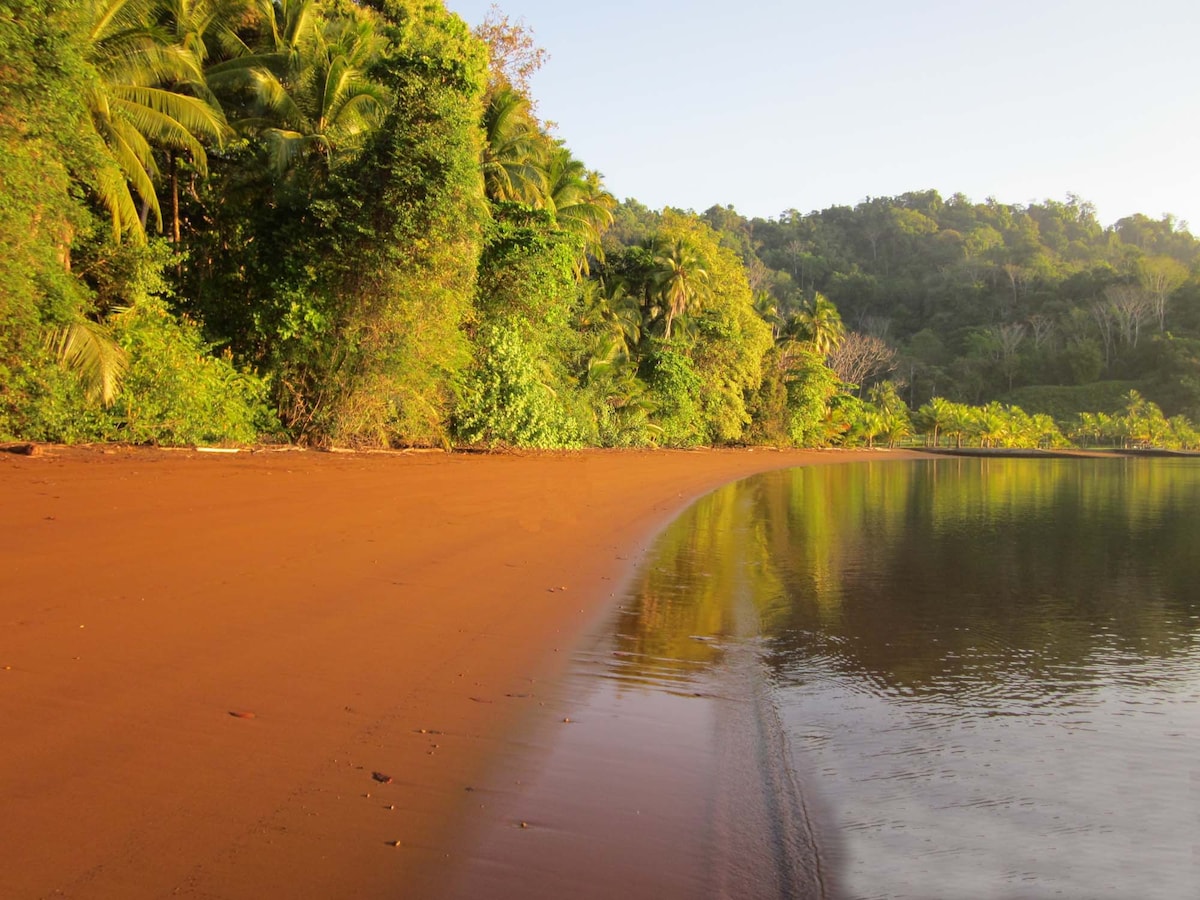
left=444, top=0, right=1199, bottom=229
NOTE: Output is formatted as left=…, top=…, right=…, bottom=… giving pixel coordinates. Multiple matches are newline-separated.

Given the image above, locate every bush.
left=645, top=347, right=705, bottom=446
left=110, top=299, right=275, bottom=444
left=455, top=325, right=585, bottom=448
left=22, top=299, right=275, bottom=445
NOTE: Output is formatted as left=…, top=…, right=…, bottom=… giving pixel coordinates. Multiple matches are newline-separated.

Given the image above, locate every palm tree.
left=792, top=292, right=845, bottom=357
left=868, top=382, right=912, bottom=448
left=944, top=401, right=973, bottom=449
left=205, top=0, right=388, bottom=180
left=1071, top=411, right=1101, bottom=447
left=85, top=0, right=229, bottom=241
left=652, top=238, right=709, bottom=341
left=973, top=402, right=1007, bottom=448
left=753, top=291, right=783, bottom=341
left=857, top=408, right=884, bottom=448
left=916, top=395, right=954, bottom=447
left=265, top=17, right=387, bottom=178
left=880, top=407, right=912, bottom=448
left=579, top=279, right=643, bottom=362
left=1029, top=413, right=1062, bottom=449
left=480, top=85, right=548, bottom=205
left=1168, top=416, right=1199, bottom=450
left=205, top=0, right=321, bottom=91
left=1094, top=411, right=1119, bottom=447
left=545, top=145, right=615, bottom=275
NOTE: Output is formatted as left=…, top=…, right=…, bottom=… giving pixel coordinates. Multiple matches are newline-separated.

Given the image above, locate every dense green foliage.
left=0, top=0, right=96, bottom=436
left=455, top=324, right=584, bottom=448
left=699, top=193, right=1200, bottom=422
left=1, top=2, right=1197, bottom=450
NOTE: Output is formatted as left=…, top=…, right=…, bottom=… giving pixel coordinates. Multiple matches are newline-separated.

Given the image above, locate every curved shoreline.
left=0, top=445, right=922, bottom=899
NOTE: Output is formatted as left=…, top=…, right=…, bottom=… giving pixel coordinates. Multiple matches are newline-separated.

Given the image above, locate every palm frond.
left=90, top=156, right=144, bottom=241
left=47, top=320, right=129, bottom=407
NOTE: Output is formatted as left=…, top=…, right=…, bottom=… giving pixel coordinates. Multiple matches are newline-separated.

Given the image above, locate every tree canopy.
left=1, top=2, right=1196, bottom=451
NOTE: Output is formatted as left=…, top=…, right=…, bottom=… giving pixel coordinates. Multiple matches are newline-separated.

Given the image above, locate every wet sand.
left=446, top=562, right=838, bottom=900
left=0, top=445, right=919, bottom=899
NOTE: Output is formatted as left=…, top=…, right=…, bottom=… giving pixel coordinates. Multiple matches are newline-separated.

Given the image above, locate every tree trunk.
left=170, top=151, right=181, bottom=246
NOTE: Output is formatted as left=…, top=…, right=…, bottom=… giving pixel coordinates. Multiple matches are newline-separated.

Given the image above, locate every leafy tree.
left=1138, top=255, right=1190, bottom=331
left=287, top=0, right=490, bottom=445
left=785, top=347, right=841, bottom=446
left=651, top=215, right=771, bottom=442
left=0, top=0, right=99, bottom=435
left=827, top=330, right=897, bottom=394
left=471, top=2, right=546, bottom=97
left=644, top=347, right=705, bottom=446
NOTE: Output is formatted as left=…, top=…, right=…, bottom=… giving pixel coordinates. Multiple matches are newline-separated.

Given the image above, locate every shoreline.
left=0, top=445, right=921, bottom=898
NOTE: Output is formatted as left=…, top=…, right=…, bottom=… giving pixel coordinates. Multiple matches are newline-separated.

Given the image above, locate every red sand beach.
left=0, top=445, right=921, bottom=899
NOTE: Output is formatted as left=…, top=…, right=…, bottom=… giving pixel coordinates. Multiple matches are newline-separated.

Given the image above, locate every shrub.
left=110, top=299, right=275, bottom=444
left=455, top=325, right=584, bottom=448
left=645, top=347, right=705, bottom=447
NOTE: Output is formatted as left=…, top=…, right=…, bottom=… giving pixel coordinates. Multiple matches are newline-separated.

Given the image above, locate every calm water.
left=606, top=458, right=1200, bottom=898
left=756, top=459, right=1200, bottom=898
left=452, top=458, right=1200, bottom=900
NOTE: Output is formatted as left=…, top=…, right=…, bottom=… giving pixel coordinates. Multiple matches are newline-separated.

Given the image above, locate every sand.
left=0, top=444, right=920, bottom=899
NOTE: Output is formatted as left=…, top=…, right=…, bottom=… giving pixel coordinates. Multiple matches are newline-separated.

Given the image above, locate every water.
left=452, top=458, right=1200, bottom=900
left=758, top=459, right=1200, bottom=898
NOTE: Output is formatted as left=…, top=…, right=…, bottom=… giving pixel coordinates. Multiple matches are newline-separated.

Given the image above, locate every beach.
left=0, top=445, right=918, bottom=899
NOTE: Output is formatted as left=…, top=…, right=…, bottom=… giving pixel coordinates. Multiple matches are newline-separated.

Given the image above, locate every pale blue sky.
left=445, top=1, right=1199, bottom=229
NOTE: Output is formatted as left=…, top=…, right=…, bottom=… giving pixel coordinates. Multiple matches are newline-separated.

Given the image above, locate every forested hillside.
left=720, top=195, right=1200, bottom=419
left=2, top=0, right=1197, bottom=450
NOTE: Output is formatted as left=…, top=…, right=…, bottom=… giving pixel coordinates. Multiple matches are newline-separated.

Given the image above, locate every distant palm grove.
left=4, top=0, right=1199, bottom=450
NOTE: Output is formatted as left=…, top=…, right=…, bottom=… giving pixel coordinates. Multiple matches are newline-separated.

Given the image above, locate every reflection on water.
left=610, top=458, right=1200, bottom=899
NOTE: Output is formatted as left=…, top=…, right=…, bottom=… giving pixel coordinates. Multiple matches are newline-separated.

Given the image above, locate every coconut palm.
left=972, top=402, right=1007, bottom=448
left=879, top=407, right=912, bottom=448
left=792, top=292, right=845, bottom=357
left=1168, top=416, right=1199, bottom=450
left=545, top=145, right=615, bottom=275
left=480, top=85, right=548, bottom=205
left=265, top=17, right=387, bottom=177
left=916, top=395, right=954, bottom=447
left=579, top=279, right=643, bottom=362
left=856, top=408, right=884, bottom=448
left=1071, top=411, right=1102, bottom=447
left=205, top=0, right=388, bottom=180
left=1029, top=413, right=1063, bottom=449
left=944, top=401, right=973, bottom=449
left=205, top=0, right=321, bottom=95
left=86, top=0, right=229, bottom=241
left=868, top=381, right=912, bottom=447
left=753, top=291, right=783, bottom=341
left=652, top=238, right=709, bottom=341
